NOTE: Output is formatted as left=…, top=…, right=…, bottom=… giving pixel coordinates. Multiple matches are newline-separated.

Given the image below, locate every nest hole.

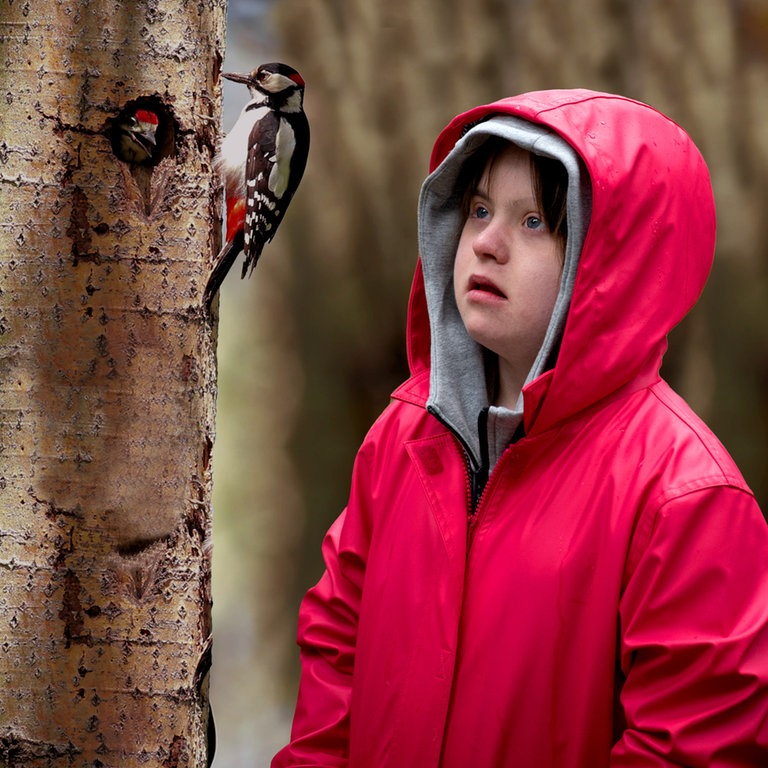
left=109, top=95, right=178, bottom=167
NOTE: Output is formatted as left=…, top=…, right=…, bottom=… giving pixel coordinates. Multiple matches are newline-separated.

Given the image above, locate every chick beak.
left=139, top=127, right=157, bottom=147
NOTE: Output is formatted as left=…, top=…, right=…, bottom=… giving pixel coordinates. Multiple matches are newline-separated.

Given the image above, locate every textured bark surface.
left=0, top=0, right=224, bottom=765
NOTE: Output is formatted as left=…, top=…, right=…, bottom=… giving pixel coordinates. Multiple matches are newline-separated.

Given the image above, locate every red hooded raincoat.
left=273, top=91, right=768, bottom=767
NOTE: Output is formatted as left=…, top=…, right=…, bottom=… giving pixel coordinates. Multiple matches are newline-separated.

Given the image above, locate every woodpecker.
left=203, top=62, right=310, bottom=307
left=114, top=108, right=159, bottom=165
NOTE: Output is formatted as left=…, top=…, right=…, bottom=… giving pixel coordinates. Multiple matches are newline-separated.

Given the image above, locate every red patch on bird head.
left=289, top=72, right=305, bottom=87
left=135, top=109, right=159, bottom=124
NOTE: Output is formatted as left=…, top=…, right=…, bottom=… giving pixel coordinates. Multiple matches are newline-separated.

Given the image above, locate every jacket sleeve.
left=271, top=446, right=373, bottom=767
left=612, top=486, right=768, bottom=766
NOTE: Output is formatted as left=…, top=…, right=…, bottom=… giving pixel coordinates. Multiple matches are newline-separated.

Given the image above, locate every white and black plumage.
left=204, top=62, right=310, bottom=308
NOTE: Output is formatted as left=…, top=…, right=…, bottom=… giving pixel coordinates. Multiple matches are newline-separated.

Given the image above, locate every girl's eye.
left=524, top=215, right=546, bottom=230
left=472, top=204, right=490, bottom=220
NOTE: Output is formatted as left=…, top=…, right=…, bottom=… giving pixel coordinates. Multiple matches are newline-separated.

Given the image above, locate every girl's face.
left=454, top=145, right=565, bottom=386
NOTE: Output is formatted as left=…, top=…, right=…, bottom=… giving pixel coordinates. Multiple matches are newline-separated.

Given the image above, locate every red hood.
left=405, top=90, right=716, bottom=434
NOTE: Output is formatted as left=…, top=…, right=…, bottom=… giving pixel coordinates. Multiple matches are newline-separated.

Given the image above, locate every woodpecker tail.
left=240, top=238, right=266, bottom=280
left=203, top=230, right=244, bottom=309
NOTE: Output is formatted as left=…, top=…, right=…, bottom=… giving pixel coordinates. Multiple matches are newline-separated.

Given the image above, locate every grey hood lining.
left=417, top=115, right=592, bottom=469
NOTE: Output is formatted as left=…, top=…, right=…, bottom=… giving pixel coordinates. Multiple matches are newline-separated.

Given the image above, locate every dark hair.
left=458, top=137, right=568, bottom=244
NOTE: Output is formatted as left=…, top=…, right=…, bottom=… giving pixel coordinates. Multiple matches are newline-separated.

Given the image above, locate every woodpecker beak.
left=222, top=72, right=254, bottom=85
left=135, top=126, right=157, bottom=147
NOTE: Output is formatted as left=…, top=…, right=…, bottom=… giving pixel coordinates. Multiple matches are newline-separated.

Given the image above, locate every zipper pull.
left=469, top=464, right=488, bottom=513
left=469, top=408, right=491, bottom=513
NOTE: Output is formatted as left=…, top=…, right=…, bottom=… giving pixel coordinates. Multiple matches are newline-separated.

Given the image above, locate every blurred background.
left=209, top=0, right=768, bottom=763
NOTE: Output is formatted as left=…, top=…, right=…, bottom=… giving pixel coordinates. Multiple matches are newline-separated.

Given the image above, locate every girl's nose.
left=472, top=221, right=509, bottom=263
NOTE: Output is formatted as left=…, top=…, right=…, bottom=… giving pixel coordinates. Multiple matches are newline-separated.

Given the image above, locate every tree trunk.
left=0, top=1, right=224, bottom=765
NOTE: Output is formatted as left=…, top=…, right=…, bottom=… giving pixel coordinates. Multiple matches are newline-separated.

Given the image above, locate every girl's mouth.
left=469, top=275, right=506, bottom=299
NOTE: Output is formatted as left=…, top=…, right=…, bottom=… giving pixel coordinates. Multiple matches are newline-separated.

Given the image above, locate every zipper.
left=469, top=407, right=490, bottom=513
left=465, top=457, right=489, bottom=552
left=427, top=404, right=492, bottom=549
left=465, top=409, right=491, bottom=552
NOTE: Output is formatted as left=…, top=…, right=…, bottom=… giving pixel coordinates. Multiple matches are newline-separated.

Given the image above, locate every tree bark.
left=0, top=0, right=224, bottom=765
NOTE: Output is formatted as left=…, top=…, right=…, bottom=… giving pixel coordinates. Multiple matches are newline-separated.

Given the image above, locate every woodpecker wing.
left=242, top=109, right=280, bottom=276
left=242, top=106, right=309, bottom=277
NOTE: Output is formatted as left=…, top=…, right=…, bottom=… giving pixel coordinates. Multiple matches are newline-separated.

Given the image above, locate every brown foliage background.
left=210, top=0, right=768, bottom=762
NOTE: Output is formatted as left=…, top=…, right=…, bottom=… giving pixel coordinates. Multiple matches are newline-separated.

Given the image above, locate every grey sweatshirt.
left=417, top=115, right=592, bottom=473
